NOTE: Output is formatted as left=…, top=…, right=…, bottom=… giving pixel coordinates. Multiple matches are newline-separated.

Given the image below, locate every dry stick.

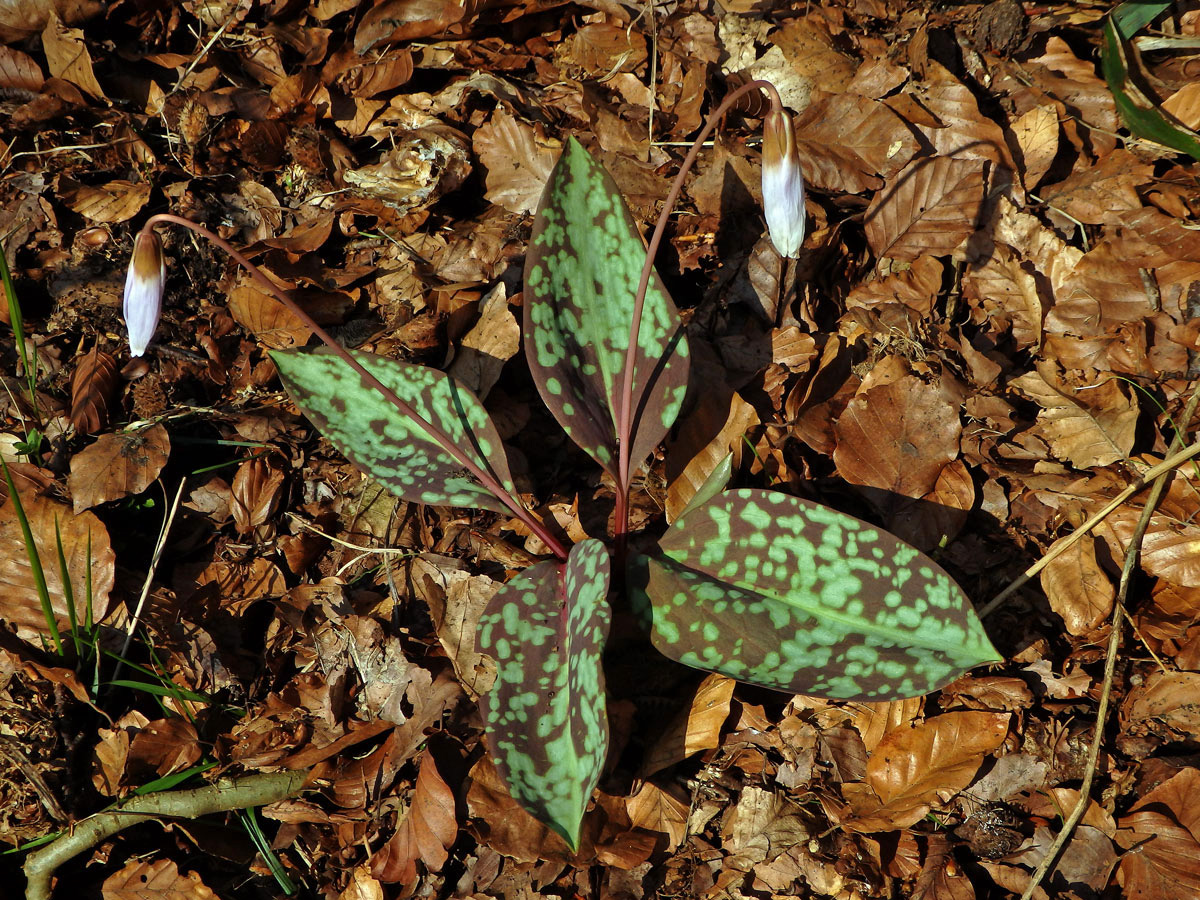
left=142, top=214, right=569, bottom=561
left=23, top=769, right=310, bottom=900
left=111, top=476, right=186, bottom=686
left=979, top=436, right=1200, bottom=619
left=614, top=78, right=783, bottom=534
left=1018, top=388, right=1200, bottom=900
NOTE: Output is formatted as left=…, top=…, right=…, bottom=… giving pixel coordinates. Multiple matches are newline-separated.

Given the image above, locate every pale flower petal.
left=123, top=230, right=165, bottom=357
left=762, top=107, right=806, bottom=258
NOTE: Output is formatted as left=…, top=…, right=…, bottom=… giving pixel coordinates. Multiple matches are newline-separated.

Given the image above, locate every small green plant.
left=122, top=81, right=1001, bottom=848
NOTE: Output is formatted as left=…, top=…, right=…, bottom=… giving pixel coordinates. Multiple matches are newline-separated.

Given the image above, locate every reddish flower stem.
left=613, top=79, right=783, bottom=538
left=142, top=213, right=569, bottom=561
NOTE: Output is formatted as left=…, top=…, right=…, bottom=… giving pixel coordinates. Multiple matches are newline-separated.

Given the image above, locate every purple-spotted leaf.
left=476, top=538, right=611, bottom=850
left=272, top=347, right=518, bottom=512
left=523, top=137, right=690, bottom=477
left=629, top=489, right=1001, bottom=700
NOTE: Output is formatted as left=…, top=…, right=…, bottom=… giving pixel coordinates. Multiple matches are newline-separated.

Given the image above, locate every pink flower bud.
left=123, top=229, right=165, bottom=357
left=762, top=107, right=806, bottom=258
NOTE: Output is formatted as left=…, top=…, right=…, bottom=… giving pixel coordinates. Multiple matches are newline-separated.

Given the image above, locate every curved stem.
left=614, top=80, right=783, bottom=535
left=144, top=214, right=569, bottom=560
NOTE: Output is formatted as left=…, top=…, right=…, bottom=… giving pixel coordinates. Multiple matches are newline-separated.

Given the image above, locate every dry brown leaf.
left=794, top=90, right=919, bottom=193
left=228, top=270, right=313, bottom=349
left=0, top=44, right=43, bottom=90
left=354, top=0, right=467, bottom=53
left=833, top=366, right=962, bottom=499
left=641, top=673, right=735, bottom=777
left=914, top=832, right=976, bottom=900
left=447, top=283, right=519, bottom=400
left=1010, top=369, right=1136, bottom=469
left=57, top=177, right=149, bottom=223
left=413, top=556, right=498, bottom=698
left=962, top=243, right=1044, bottom=349
left=231, top=456, right=285, bottom=535
left=846, top=255, right=943, bottom=315
left=720, top=785, right=811, bottom=870
left=665, top=389, right=758, bottom=524
left=101, top=857, right=215, bottom=899
left=1097, top=507, right=1200, bottom=589
left=1041, top=150, right=1154, bottom=226
left=626, top=780, right=689, bottom=850
left=1039, top=534, right=1113, bottom=635
left=474, top=109, right=560, bottom=215
left=193, top=557, right=287, bottom=606
left=127, top=717, right=202, bottom=780
left=1117, top=768, right=1200, bottom=899
left=338, top=867, right=385, bottom=900
left=1011, top=104, right=1058, bottom=192
left=372, top=750, right=458, bottom=883
left=68, top=346, right=118, bottom=434
left=842, top=711, right=1010, bottom=832
left=1121, top=672, right=1200, bottom=742
left=864, top=156, right=986, bottom=261
left=68, top=424, right=170, bottom=513
left=40, top=8, right=104, bottom=98
left=0, top=485, right=114, bottom=641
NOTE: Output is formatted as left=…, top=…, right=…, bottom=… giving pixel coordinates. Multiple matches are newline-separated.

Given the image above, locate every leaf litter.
left=2, top=0, right=1200, bottom=897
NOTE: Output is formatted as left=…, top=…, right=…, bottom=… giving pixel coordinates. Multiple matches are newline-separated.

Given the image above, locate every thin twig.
left=1018, top=388, right=1200, bottom=900
left=981, top=437, right=1200, bottom=618
left=112, top=476, right=186, bottom=685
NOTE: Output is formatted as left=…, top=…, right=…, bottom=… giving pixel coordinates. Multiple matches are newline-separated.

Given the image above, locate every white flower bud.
left=762, top=108, right=806, bottom=258
left=123, top=229, right=165, bottom=357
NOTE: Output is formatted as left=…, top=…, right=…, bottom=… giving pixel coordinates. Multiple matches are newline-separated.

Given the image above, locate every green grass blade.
left=0, top=248, right=38, bottom=414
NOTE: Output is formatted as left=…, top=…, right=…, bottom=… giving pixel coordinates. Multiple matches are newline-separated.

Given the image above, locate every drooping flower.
left=762, top=107, right=806, bottom=258
left=123, top=229, right=165, bottom=356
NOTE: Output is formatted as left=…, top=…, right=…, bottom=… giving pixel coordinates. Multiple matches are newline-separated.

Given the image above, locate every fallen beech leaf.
left=354, top=0, right=467, bottom=53
left=1041, top=149, right=1153, bottom=226
left=962, top=243, right=1044, bottom=349
left=68, top=424, right=170, bottom=513
left=1012, top=103, right=1059, bottom=191
left=844, top=711, right=1010, bottom=831
left=626, top=780, right=689, bottom=850
left=1121, top=671, right=1200, bottom=742
left=475, top=108, right=561, bottom=215
left=833, top=366, right=962, bottom=500
left=447, top=283, right=520, bottom=400
left=1098, top=507, right=1200, bottom=588
left=231, top=456, right=285, bottom=534
left=1010, top=369, right=1136, bottom=469
left=1039, top=535, right=1113, bottom=635
left=40, top=9, right=104, bottom=98
left=0, top=485, right=114, bottom=641
left=413, top=556, right=499, bottom=698
left=127, top=717, right=202, bottom=780
left=57, top=177, right=149, bottom=223
left=68, top=346, right=118, bottom=434
left=1117, top=768, right=1200, bottom=899
left=101, top=857, right=214, bottom=899
left=641, top=673, right=735, bottom=777
left=721, top=785, right=811, bottom=870
left=372, top=751, right=458, bottom=883
left=0, top=44, right=43, bottom=91
left=864, top=156, right=986, bottom=261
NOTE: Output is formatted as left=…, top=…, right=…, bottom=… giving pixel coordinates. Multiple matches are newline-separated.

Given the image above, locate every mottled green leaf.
left=524, top=137, right=690, bottom=477
left=629, top=489, right=1002, bottom=700
left=476, top=538, right=611, bottom=849
left=272, top=347, right=517, bottom=512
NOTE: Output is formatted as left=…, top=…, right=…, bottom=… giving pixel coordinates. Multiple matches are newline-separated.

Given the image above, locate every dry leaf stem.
left=23, top=769, right=310, bottom=900
left=1019, top=387, right=1200, bottom=900
left=981, top=434, right=1200, bottom=618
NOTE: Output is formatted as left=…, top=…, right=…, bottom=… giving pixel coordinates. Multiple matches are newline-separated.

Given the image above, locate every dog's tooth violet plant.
left=122, top=80, right=1001, bottom=849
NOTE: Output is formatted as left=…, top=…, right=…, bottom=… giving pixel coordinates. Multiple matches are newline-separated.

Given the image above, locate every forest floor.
left=2, top=0, right=1200, bottom=898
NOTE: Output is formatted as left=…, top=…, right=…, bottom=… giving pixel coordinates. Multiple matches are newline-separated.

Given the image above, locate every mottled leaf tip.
left=523, top=137, right=689, bottom=478
left=476, top=539, right=612, bottom=849
left=631, top=489, right=1002, bottom=700
left=271, top=346, right=519, bottom=513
